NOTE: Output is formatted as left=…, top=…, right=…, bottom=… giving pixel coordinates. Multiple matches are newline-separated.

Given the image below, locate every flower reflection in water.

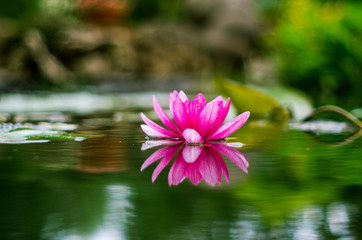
left=141, top=140, right=248, bottom=186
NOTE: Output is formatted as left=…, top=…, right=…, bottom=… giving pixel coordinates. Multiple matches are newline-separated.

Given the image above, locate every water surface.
left=0, top=103, right=361, bottom=240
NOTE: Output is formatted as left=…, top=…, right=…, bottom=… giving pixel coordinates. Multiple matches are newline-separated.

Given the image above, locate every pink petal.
left=179, top=91, right=191, bottom=111
left=206, top=98, right=231, bottom=138
left=141, top=113, right=180, bottom=138
left=152, top=96, right=182, bottom=136
left=195, top=100, right=223, bottom=138
left=172, top=97, right=191, bottom=131
left=182, top=144, right=203, bottom=163
left=208, top=111, right=250, bottom=140
left=182, top=128, right=203, bottom=143
left=151, top=147, right=179, bottom=182
left=168, top=153, right=188, bottom=186
left=198, top=148, right=221, bottom=186
left=141, top=145, right=180, bottom=171
left=214, top=144, right=249, bottom=173
left=186, top=162, right=202, bottom=185
left=222, top=97, right=231, bottom=117
left=141, top=139, right=183, bottom=151
left=140, top=125, right=171, bottom=138
left=184, top=99, right=191, bottom=112
left=216, top=151, right=229, bottom=183
left=178, top=90, right=189, bottom=103
left=169, top=91, right=178, bottom=117
left=189, top=93, right=207, bottom=127
left=209, top=146, right=229, bottom=183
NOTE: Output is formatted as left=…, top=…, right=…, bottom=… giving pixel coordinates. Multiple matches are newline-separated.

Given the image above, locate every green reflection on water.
left=0, top=120, right=361, bottom=240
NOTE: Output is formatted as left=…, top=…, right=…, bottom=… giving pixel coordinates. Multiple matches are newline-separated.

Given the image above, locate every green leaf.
left=266, top=86, right=313, bottom=121
left=214, top=77, right=289, bottom=123
left=0, top=123, right=84, bottom=144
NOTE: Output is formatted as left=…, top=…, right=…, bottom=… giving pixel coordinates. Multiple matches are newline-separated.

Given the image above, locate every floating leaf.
left=303, top=105, right=362, bottom=128
left=0, top=123, right=84, bottom=144
left=290, top=105, right=362, bottom=145
left=289, top=121, right=358, bottom=134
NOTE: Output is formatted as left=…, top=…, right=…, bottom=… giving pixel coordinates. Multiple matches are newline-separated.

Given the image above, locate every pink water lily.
left=140, top=91, right=250, bottom=143
left=141, top=140, right=249, bottom=186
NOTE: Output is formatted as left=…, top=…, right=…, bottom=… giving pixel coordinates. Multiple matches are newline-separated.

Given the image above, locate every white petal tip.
left=182, top=128, right=204, bottom=143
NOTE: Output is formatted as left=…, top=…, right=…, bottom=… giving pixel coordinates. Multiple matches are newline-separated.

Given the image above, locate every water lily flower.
left=141, top=140, right=248, bottom=186
left=140, top=91, right=250, bottom=143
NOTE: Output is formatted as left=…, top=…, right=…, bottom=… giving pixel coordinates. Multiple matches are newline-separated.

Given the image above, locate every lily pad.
left=0, top=123, right=84, bottom=144
left=289, top=105, right=362, bottom=145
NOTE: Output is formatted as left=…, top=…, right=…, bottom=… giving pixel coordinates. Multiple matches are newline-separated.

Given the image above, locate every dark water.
left=0, top=116, right=361, bottom=240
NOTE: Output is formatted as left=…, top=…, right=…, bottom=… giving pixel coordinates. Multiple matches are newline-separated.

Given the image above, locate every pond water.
left=0, top=93, right=361, bottom=240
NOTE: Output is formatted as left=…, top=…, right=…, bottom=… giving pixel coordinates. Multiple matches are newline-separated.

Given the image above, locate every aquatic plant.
left=140, top=91, right=250, bottom=143
left=141, top=140, right=248, bottom=186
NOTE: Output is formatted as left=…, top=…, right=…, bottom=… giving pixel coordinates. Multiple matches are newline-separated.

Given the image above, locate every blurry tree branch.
left=23, top=29, right=74, bottom=85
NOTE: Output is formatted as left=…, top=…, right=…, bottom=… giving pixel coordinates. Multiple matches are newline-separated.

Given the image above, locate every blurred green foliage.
left=0, top=0, right=40, bottom=19
left=264, top=0, right=362, bottom=109
left=130, top=0, right=184, bottom=22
